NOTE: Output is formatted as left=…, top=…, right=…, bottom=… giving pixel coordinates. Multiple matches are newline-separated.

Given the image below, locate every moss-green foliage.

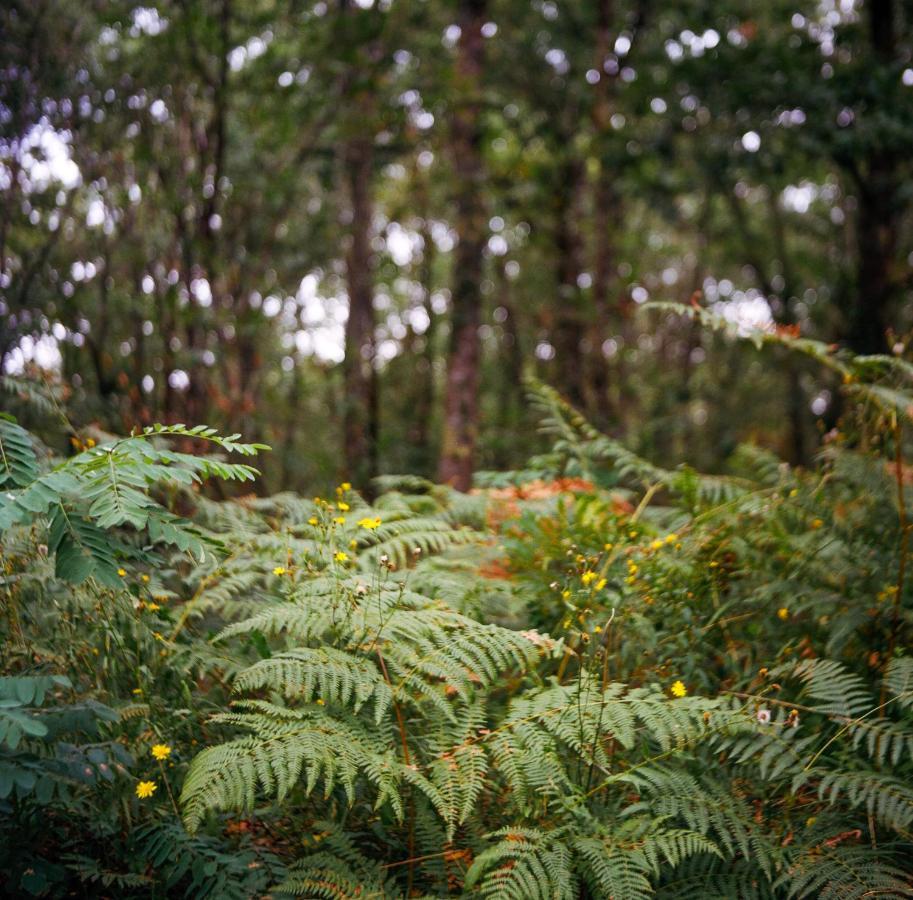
left=1, top=329, right=912, bottom=896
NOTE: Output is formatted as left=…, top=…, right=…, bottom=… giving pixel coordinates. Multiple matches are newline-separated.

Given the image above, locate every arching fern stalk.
left=0, top=419, right=267, bottom=586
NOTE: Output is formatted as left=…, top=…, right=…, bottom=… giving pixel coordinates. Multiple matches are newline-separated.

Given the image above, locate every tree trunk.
left=586, top=0, right=617, bottom=426
left=438, top=0, right=487, bottom=491
left=848, top=0, right=898, bottom=354
left=551, top=155, right=586, bottom=411
left=342, top=134, right=378, bottom=489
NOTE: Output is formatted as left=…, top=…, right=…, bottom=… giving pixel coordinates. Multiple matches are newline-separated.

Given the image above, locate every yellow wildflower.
left=340, top=482, right=352, bottom=491
left=811, top=518, right=823, bottom=529
left=349, top=539, right=358, bottom=549
left=581, top=571, right=597, bottom=586
left=604, top=542, right=613, bottom=551
left=357, top=516, right=382, bottom=530
left=308, top=517, right=319, bottom=526
left=338, top=501, right=350, bottom=512
left=141, top=574, right=150, bottom=583
left=595, top=578, right=607, bottom=591
left=135, top=780, right=157, bottom=799
left=561, top=590, right=571, bottom=600
left=151, top=744, right=171, bottom=761
left=777, top=607, right=789, bottom=620
left=665, top=533, right=678, bottom=543
left=333, top=516, right=346, bottom=525
left=132, top=688, right=143, bottom=695
left=273, top=566, right=287, bottom=576
left=147, top=603, right=161, bottom=612
left=85, top=437, right=96, bottom=448
left=334, top=551, right=349, bottom=563
left=650, top=539, right=663, bottom=550
left=117, top=568, right=126, bottom=577
left=316, top=698, right=325, bottom=706
left=670, top=680, right=687, bottom=698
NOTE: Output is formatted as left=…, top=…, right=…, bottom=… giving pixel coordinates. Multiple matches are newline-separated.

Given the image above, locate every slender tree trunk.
left=410, top=173, right=438, bottom=475
left=552, top=154, right=586, bottom=411
left=343, top=134, right=378, bottom=489
left=848, top=0, right=898, bottom=354
left=438, top=0, right=487, bottom=490
left=587, top=0, right=617, bottom=425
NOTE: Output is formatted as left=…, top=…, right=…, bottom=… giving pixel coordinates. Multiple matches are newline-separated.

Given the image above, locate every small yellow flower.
left=151, top=744, right=171, bottom=761
left=581, top=571, right=597, bottom=586
left=85, top=437, right=96, bottom=448
left=777, top=607, right=789, bottom=620
left=334, top=551, right=349, bottom=563
left=628, top=531, right=637, bottom=539
left=333, top=516, right=346, bottom=525
left=141, top=574, right=150, bottom=583
left=561, top=590, right=571, bottom=600
left=593, top=625, right=602, bottom=634
left=670, top=680, right=687, bottom=698
left=595, top=578, right=607, bottom=591
left=337, top=501, right=350, bottom=512
left=650, top=539, right=663, bottom=550
left=273, top=566, right=287, bottom=576
left=811, top=518, right=823, bottom=529
left=117, top=568, right=127, bottom=577
left=308, top=516, right=319, bottom=526
left=357, top=517, right=382, bottom=530
left=349, top=539, right=358, bottom=549
left=147, top=603, right=161, bottom=612
left=627, top=561, right=638, bottom=574
left=788, top=489, right=798, bottom=498
left=604, top=542, right=614, bottom=551
left=665, top=533, right=678, bottom=543
left=135, top=780, right=157, bottom=799
left=341, top=482, right=351, bottom=491
left=316, top=698, right=325, bottom=706
left=132, top=688, right=143, bottom=695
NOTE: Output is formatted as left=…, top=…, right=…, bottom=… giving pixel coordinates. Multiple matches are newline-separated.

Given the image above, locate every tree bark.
left=438, top=0, right=487, bottom=491
left=587, top=0, right=619, bottom=426
left=847, top=0, right=899, bottom=354
left=342, top=134, right=378, bottom=489
left=551, top=155, right=586, bottom=411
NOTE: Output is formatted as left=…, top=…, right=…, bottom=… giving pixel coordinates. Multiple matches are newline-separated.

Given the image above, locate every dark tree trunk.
left=551, top=155, right=586, bottom=411
left=587, top=0, right=618, bottom=426
left=342, top=134, right=378, bottom=489
left=438, top=0, right=487, bottom=491
left=848, top=0, right=899, bottom=354
left=410, top=177, right=438, bottom=476
left=851, top=156, right=897, bottom=354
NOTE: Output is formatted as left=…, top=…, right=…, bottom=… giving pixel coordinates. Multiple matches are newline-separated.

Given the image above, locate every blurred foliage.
left=2, top=0, right=912, bottom=487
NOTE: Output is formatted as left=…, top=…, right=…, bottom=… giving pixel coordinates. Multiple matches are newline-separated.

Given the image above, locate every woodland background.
left=3, top=0, right=912, bottom=491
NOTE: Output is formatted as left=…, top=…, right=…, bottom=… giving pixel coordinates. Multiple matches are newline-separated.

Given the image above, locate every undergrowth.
left=1, top=315, right=911, bottom=897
